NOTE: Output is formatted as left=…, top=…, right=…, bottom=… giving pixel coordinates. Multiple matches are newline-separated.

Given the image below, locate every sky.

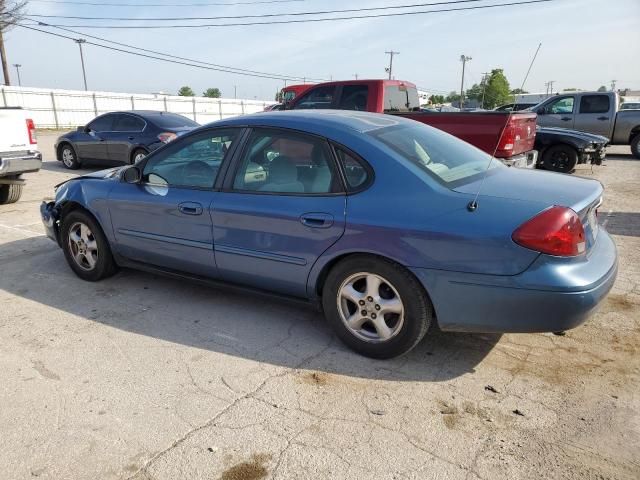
left=3, top=0, right=640, bottom=100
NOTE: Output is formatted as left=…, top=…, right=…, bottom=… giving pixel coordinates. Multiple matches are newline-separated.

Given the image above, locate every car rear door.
left=76, top=114, right=114, bottom=161
left=574, top=93, right=613, bottom=138
left=211, top=127, right=346, bottom=297
left=108, top=113, right=147, bottom=164
left=108, top=127, right=241, bottom=277
left=536, top=95, right=576, bottom=129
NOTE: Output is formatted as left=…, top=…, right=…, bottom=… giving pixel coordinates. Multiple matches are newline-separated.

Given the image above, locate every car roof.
left=101, top=110, right=186, bottom=118
left=204, top=110, right=412, bottom=134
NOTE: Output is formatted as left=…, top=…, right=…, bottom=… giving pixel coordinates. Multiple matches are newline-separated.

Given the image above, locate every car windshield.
left=151, top=113, right=199, bottom=129
left=369, top=123, right=504, bottom=187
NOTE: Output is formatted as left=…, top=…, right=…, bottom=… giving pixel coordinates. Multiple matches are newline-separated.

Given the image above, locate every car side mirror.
left=84, top=126, right=91, bottom=133
left=122, top=166, right=141, bottom=184
left=537, top=107, right=546, bottom=115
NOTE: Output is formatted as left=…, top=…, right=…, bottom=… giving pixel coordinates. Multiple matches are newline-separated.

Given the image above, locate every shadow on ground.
left=601, top=212, right=640, bottom=238
left=0, top=237, right=500, bottom=382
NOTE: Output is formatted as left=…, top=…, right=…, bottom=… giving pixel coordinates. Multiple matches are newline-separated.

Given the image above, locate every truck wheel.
left=322, top=255, right=433, bottom=359
left=60, top=144, right=80, bottom=170
left=61, top=210, right=118, bottom=281
left=542, top=145, right=578, bottom=173
left=631, top=135, right=640, bottom=160
left=0, top=183, right=23, bottom=204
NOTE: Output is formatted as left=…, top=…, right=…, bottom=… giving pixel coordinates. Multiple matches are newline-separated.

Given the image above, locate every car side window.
left=337, top=85, right=369, bottom=111
left=88, top=114, right=115, bottom=132
left=233, top=128, right=338, bottom=194
left=580, top=95, right=610, bottom=114
left=547, top=97, right=575, bottom=114
left=334, top=147, right=371, bottom=191
left=114, top=114, right=146, bottom=132
left=142, top=129, right=238, bottom=189
left=292, top=86, right=335, bottom=110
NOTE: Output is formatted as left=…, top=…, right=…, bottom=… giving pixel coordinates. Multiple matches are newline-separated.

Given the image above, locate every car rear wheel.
left=60, top=144, right=80, bottom=170
left=631, top=135, right=640, bottom=160
left=61, top=210, right=118, bottom=281
left=542, top=145, right=578, bottom=173
left=322, top=255, right=432, bottom=358
left=0, top=182, right=23, bottom=204
left=131, top=148, right=147, bottom=165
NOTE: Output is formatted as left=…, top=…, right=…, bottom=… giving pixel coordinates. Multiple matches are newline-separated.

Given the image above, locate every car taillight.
left=512, top=206, right=586, bottom=256
left=158, top=132, right=177, bottom=143
left=497, top=123, right=515, bottom=152
left=26, top=118, right=37, bottom=144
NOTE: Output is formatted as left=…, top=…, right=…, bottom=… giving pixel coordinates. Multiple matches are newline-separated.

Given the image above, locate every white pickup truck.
left=0, top=107, right=42, bottom=204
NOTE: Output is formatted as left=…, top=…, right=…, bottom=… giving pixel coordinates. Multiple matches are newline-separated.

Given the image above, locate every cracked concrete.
left=0, top=134, right=638, bottom=479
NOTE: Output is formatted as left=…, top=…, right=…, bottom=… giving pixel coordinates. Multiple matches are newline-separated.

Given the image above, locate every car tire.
left=131, top=148, right=148, bottom=165
left=0, top=182, right=23, bottom=204
left=60, top=144, right=81, bottom=170
left=322, top=255, right=433, bottom=359
left=542, top=145, right=578, bottom=173
left=61, top=209, right=118, bottom=281
left=631, top=135, right=640, bottom=160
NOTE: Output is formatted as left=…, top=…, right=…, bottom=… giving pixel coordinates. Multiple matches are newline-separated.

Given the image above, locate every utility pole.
left=459, top=55, right=471, bottom=109
left=354, top=73, right=358, bottom=80
left=0, top=26, right=9, bottom=85
left=75, top=38, right=88, bottom=91
left=545, top=80, right=555, bottom=96
left=385, top=50, right=399, bottom=80
left=12, top=63, right=20, bottom=86
left=480, top=71, right=490, bottom=109
left=610, top=79, right=617, bottom=92
left=234, top=85, right=237, bottom=99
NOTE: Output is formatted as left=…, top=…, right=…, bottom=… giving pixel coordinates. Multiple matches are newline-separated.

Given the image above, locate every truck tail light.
left=512, top=206, right=586, bottom=256
left=158, top=132, right=177, bottom=143
left=497, top=123, right=515, bottom=152
left=26, top=118, right=37, bottom=144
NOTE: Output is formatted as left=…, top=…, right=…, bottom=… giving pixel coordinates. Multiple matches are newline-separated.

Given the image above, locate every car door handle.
left=597, top=116, right=609, bottom=121
left=300, top=213, right=333, bottom=228
left=561, top=117, right=571, bottom=121
left=178, top=202, right=203, bottom=215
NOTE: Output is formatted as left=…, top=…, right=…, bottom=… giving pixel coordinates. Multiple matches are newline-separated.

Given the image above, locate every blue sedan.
left=41, top=111, right=618, bottom=358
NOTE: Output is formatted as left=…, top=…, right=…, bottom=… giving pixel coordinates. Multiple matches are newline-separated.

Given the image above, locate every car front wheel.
left=322, top=255, right=433, bottom=358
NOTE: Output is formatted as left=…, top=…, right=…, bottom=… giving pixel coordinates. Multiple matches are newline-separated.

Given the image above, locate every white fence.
left=0, top=85, right=275, bottom=128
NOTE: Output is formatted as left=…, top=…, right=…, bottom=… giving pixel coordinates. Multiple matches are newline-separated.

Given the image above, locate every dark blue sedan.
left=41, top=111, right=618, bottom=358
left=55, top=110, right=199, bottom=169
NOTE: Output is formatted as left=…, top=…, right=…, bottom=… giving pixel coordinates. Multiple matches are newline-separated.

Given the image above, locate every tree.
left=203, top=87, right=221, bottom=98
left=445, top=91, right=461, bottom=104
left=597, top=85, right=607, bottom=92
left=1, top=1, right=27, bottom=86
left=510, top=88, right=528, bottom=94
left=428, top=94, right=445, bottom=104
left=178, top=86, right=195, bottom=96
left=465, top=83, right=483, bottom=103
left=480, top=69, right=511, bottom=109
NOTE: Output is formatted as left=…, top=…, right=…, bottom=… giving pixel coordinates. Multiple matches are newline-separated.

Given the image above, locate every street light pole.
left=75, top=38, right=88, bottom=91
left=459, top=55, right=471, bottom=109
left=385, top=50, right=399, bottom=80
left=12, top=63, right=21, bottom=86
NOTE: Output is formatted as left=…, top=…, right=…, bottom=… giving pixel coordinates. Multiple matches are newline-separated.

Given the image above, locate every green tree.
left=445, top=91, right=461, bottom=104
left=465, top=83, right=483, bottom=103
left=481, top=69, right=511, bottom=109
left=178, top=86, right=195, bottom=96
left=428, top=94, right=445, bottom=104
left=597, top=85, right=607, bottom=92
left=203, top=88, right=221, bottom=98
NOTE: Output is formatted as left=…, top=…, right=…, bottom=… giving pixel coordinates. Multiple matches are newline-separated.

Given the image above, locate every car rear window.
left=383, top=85, right=420, bottom=112
left=151, top=113, right=199, bottom=129
left=370, top=122, right=503, bottom=187
left=580, top=95, right=610, bottom=114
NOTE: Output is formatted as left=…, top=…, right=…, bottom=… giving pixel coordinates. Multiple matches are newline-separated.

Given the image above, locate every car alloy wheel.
left=67, top=221, right=99, bottom=271
left=337, top=272, right=405, bottom=343
left=62, top=147, right=76, bottom=168
left=134, top=151, right=147, bottom=163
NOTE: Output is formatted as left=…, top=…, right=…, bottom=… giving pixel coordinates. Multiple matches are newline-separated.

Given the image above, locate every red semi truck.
left=284, top=79, right=538, bottom=168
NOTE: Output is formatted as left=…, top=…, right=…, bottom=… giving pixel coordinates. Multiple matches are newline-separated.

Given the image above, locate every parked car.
left=41, top=111, right=617, bottom=359
left=285, top=79, right=538, bottom=168
left=55, top=111, right=199, bottom=169
left=0, top=107, right=42, bottom=204
left=529, top=91, right=640, bottom=158
left=494, top=103, right=538, bottom=112
left=535, top=126, right=608, bottom=173
left=620, top=102, right=640, bottom=110
left=263, top=103, right=284, bottom=111
left=280, top=83, right=315, bottom=105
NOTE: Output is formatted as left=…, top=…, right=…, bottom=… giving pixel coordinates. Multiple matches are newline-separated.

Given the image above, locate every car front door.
left=211, top=127, right=346, bottom=297
left=108, top=113, right=147, bottom=164
left=108, top=128, right=241, bottom=277
left=574, top=94, right=613, bottom=137
left=76, top=113, right=115, bottom=161
left=536, top=96, right=576, bottom=129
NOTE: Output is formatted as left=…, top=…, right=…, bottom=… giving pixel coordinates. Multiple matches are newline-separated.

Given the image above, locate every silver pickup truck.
left=530, top=91, right=640, bottom=159
left=0, top=107, right=42, bottom=204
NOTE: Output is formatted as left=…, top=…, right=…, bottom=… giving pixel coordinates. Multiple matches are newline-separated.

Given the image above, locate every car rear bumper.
left=500, top=150, right=537, bottom=169
left=0, top=151, right=42, bottom=177
left=410, top=228, right=618, bottom=333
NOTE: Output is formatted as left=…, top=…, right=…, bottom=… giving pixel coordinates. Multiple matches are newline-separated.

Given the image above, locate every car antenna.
left=467, top=43, right=542, bottom=213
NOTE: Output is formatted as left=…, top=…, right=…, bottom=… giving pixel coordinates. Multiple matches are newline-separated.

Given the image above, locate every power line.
left=22, top=0, right=556, bottom=29
left=17, top=24, right=325, bottom=81
left=30, top=22, right=327, bottom=82
left=29, top=0, right=310, bottom=7
left=28, top=0, right=490, bottom=20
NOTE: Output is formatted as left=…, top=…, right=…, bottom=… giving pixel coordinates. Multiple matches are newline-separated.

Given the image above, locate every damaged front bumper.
left=40, top=200, right=61, bottom=245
